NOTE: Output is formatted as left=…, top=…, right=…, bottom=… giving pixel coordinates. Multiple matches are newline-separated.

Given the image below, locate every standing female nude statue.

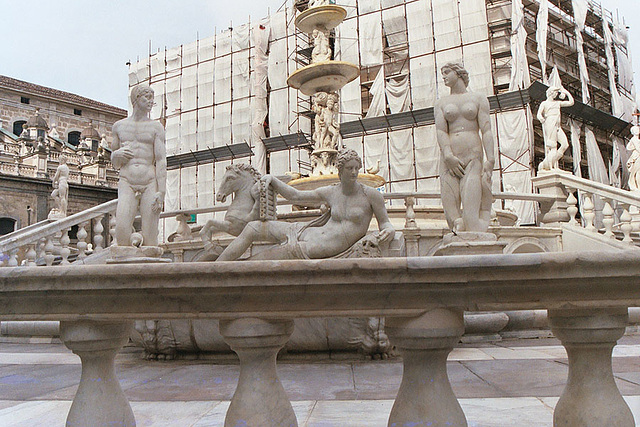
left=435, top=62, right=495, bottom=233
left=217, top=149, right=395, bottom=261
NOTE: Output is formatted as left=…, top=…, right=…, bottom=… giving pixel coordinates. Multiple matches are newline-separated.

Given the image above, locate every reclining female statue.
left=216, top=149, right=395, bottom=261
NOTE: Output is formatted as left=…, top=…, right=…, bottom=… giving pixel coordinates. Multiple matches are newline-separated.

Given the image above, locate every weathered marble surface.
left=537, top=85, right=574, bottom=171
left=2, top=251, right=640, bottom=320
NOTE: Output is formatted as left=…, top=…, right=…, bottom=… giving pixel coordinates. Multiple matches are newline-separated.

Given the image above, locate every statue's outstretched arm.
left=263, top=175, right=324, bottom=205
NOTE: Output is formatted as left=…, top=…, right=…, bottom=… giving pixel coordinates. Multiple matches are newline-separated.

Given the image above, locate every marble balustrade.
left=0, top=251, right=639, bottom=426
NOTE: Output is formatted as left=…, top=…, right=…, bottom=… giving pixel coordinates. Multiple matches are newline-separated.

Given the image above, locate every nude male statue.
left=51, top=156, right=70, bottom=217
left=111, top=86, right=166, bottom=247
left=537, top=86, right=574, bottom=171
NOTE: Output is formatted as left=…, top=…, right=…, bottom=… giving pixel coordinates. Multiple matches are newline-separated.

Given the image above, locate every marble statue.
left=309, top=0, right=331, bottom=8
left=312, top=92, right=329, bottom=149
left=98, top=134, right=109, bottom=159
left=627, top=126, right=640, bottom=192
left=323, top=92, right=340, bottom=149
left=200, top=164, right=263, bottom=253
left=435, top=62, right=495, bottom=233
left=111, top=86, right=166, bottom=247
left=537, top=85, right=574, bottom=171
left=49, top=123, right=60, bottom=139
left=216, top=149, right=395, bottom=261
left=311, top=29, right=331, bottom=63
left=50, top=155, right=70, bottom=218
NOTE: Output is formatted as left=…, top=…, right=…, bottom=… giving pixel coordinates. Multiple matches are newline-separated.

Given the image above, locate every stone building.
left=0, top=75, right=127, bottom=237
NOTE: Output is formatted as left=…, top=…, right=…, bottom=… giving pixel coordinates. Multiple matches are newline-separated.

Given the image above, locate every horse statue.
left=199, top=164, right=263, bottom=259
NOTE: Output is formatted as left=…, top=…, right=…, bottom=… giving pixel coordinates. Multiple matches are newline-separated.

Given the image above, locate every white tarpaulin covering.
left=366, top=69, right=386, bottom=118
left=410, top=55, right=436, bottom=108
left=197, top=61, right=215, bottom=107
left=181, top=65, right=198, bottom=112
left=214, top=103, right=231, bottom=146
left=382, top=5, right=408, bottom=61
left=197, top=107, right=214, bottom=149
left=432, top=0, right=461, bottom=50
left=197, top=163, right=215, bottom=225
left=215, top=54, right=232, bottom=104
left=460, top=0, right=488, bottom=44
left=406, top=0, right=433, bottom=57
left=183, top=42, right=198, bottom=67
left=389, top=129, right=415, bottom=186
left=358, top=0, right=381, bottom=15
left=251, top=19, right=270, bottom=173
left=386, top=75, right=410, bottom=114
left=496, top=109, right=535, bottom=224
left=232, top=52, right=250, bottom=99
left=181, top=111, right=197, bottom=152
left=360, top=12, right=383, bottom=66
left=198, top=36, right=215, bottom=62
left=435, top=48, right=462, bottom=99
left=268, top=40, right=288, bottom=89
left=536, top=0, right=549, bottom=83
left=509, top=0, right=530, bottom=91
left=268, top=88, right=289, bottom=136
left=232, top=98, right=251, bottom=144
left=181, top=166, right=197, bottom=210
left=463, top=41, right=492, bottom=96
left=572, top=0, right=590, bottom=104
left=232, top=23, right=250, bottom=52
left=570, top=119, right=582, bottom=177
left=613, top=22, right=634, bottom=93
left=165, top=116, right=180, bottom=157
left=586, top=127, right=608, bottom=185
left=164, top=169, right=180, bottom=237
left=364, top=133, right=389, bottom=186
left=603, top=20, right=623, bottom=117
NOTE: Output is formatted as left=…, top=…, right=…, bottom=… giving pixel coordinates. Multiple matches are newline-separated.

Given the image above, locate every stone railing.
left=533, top=171, right=640, bottom=245
left=0, top=199, right=117, bottom=266
left=0, top=251, right=638, bottom=426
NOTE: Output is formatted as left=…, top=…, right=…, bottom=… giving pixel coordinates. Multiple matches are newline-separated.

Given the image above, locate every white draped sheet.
left=572, top=0, right=590, bottom=104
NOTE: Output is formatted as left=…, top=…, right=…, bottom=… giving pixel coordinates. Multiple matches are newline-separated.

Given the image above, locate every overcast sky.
left=1, top=0, right=638, bottom=110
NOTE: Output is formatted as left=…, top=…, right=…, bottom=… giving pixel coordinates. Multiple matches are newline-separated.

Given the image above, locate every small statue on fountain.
left=627, top=126, right=640, bottom=192
left=537, top=85, right=574, bottom=171
left=311, top=29, right=331, bottom=63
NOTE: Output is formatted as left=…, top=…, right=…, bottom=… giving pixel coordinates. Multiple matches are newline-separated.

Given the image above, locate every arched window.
left=0, top=218, right=17, bottom=236
left=12, top=120, right=26, bottom=137
left=68, top=131, right=81, bottom=146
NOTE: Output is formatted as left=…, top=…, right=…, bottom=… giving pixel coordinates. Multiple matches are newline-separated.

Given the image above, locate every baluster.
left=602, top=200, right=615, bottom=239
left=566, top=189, right=578, bottom=226
left=620, top=208, right=634, bottom=244
left=37, top=237, right=46, bottom=261
left=109, top=214, right=117, bottom=247
left=60, top=228, right=71, bottom=265
left=583, top=193, right=595, bottom=231
left=8, top=249, right=18, bottom=267
left=94, top=216, right=105, bottom=253
left=76, top=221, right=88, bottom=260
left=25, top=244, right=37, bottom=266
left=44, top=236, right=55, bottom=266
left=404, top=196, right=417, bottom=229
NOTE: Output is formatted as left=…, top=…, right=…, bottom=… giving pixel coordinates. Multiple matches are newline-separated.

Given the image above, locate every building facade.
left=0, top=75, right=127, bottom=236
left=128, top=0, right=637, bottom=239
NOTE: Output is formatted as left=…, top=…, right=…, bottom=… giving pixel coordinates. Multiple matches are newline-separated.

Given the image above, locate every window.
left=68, top=131, right=81, bottom=146
left=0, top=218, right=16, bottom=236
left=20, top=97, right=30, bottom=104
left=74, top=109, right=82, bottom=116
left=37, top=129, right=45, bottom=140
left=12, top=120, right=26, bottom=136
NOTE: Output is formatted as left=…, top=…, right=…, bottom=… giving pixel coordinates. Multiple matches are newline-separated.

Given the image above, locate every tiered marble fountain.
left=287, top=0, right=384, bottom=190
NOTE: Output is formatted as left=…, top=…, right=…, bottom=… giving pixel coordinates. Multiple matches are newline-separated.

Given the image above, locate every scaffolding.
left=128, top=0, right=636, bottom=238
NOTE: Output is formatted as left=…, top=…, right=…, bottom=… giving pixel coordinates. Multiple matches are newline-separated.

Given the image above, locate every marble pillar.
left=549, top=308, right=634, bottom=427
left=220, top=317, right=297, bottom=427
left=60, top=320, right=135, bottom=427
left=386, top=308, right=467, bottom=427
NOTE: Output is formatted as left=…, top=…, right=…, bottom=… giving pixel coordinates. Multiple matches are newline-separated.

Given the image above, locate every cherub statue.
left=311, top=29, right=331, bottom=63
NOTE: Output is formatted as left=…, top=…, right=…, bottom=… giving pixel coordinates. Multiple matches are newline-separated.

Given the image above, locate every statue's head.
left=632, top=126, right=640, bottom=137
left=59, top=155, right=67, bottom=164
left=336, top=149, right=362, bottom=174
left=546, top=86, right=561, bottom=99
left=441, top=62, right=469, bottom=87
left=130, top=86, right=154, bottom=108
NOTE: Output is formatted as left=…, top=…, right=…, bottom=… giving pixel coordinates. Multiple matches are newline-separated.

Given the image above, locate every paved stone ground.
left=1, top=336, right=640, bottom=426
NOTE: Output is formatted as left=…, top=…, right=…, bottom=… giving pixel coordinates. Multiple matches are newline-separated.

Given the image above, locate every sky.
left=0, top=0, right=638, bottom=110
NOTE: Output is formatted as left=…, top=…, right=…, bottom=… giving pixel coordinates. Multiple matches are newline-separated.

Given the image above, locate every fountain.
left=287, top=1, right=384, bottom=189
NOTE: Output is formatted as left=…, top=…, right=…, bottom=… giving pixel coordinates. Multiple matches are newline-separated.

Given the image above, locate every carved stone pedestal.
left=60, top=320, right=135, bottom=427
left=549, top=308, right=635, bottom=427
left=220, top=318, right=297, bottom=427
left=386, top=309, right=467, bottom=427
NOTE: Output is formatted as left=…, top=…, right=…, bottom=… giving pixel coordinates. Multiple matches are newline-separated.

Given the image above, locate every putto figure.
left=216, top=149, right=395, bottom=261
left=111, top=86, right=166, bottom=247
left=537, top=85, right=574, bottom=171
left=435, top=62, right=495, bottom=233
